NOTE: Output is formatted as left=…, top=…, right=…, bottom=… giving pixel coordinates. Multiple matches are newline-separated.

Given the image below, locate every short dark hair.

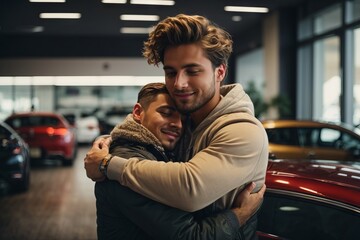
left=137, top=82, right=169, bottom=109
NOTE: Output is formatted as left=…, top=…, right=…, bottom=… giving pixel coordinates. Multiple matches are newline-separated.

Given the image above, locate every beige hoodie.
left=107, top=84, right=269, bottom=212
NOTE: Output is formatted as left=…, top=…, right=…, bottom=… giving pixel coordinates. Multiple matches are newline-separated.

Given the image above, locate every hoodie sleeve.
left=107, top=118, right=268, bottom=212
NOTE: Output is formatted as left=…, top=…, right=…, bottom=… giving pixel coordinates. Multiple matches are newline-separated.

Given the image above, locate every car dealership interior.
left=0, top=0, right=359, bottom=239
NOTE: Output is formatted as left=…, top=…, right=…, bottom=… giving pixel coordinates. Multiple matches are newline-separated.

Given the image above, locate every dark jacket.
left=95, top=114, right=246, bottom=240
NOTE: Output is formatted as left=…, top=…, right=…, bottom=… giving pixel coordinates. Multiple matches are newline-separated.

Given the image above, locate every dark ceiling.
left=0, top=0, right=307, bottom=58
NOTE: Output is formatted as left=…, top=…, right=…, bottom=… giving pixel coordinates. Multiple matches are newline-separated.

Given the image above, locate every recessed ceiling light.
left=29, top=0, right=66, bottom=2
left=130, top=0, right=175, bottom=6
left=39, top=13, right=81, bottom=19
left=224, top=6, right=269, bottom=13
left=32, top=26, right=44, bottom=32
left=16, top=26, right=44, bottom=33
left=120, top=15, right=160, bottom=21
left=232, top=16, right=242, bottom=22
left=102, top=0, right=126, bottom=3
left=120, top=27, right=153, bottom=34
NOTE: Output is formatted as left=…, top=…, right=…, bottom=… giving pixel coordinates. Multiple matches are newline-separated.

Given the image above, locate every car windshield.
left=0, top=125, right=11, bottom=141
left=353, top=126, right=360, bottom=136
left=8, top=116, right=60, bottom=128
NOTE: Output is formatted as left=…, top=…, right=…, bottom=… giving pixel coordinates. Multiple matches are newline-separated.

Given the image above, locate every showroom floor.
left=0, top=146, right=97, bottom=240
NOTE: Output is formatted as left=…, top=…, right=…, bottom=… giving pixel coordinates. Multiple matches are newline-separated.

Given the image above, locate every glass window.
left=298, top=128, right=317, bottom=147
left=314, top=4, right=342, bottom=35
left=258, top=193, right=360, bottom=239
left=341, top=131, right=360, bottom=151
left=346, top=0, right=360, bottom=23
left=266, top=128, right=299, bottom=146
left=0, top=86, right=13, bottom=120
left=235, top=48, right=264, bottom=89
left=320, top=128, right=340, bottom=143
left=297, top=2, right=360, bottom=127
left=298, top=16, right=312, bottom=41
left=354, top=28, right=360, bottom=126
left=297, top=45, right=313, bottom=119
left=313, top=36, right=341, bottom=122
left=7, top=116, right=60, bottom=128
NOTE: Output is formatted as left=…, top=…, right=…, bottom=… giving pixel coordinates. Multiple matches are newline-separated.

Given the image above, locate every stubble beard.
left=174, top=75, right=216, bottom=115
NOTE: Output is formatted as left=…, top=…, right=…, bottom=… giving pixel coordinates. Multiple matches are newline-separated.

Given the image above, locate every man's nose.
left=174, top=72, right=188, bottom=89
left=170, top=116, right=182, bottom=129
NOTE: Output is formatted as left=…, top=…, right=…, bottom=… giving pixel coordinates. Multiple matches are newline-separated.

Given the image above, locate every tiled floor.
left=0, top=146, right=97, bottom=240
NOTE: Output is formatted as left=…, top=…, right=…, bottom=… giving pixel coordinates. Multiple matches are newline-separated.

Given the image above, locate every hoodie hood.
left=110, top=114, right=164, bottom=151
left=196, top=83, right=254, bottom=132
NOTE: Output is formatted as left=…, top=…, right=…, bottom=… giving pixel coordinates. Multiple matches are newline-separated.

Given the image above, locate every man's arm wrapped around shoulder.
left=96, top=144, right=244, bottom=240
left=107, top=119, right=268, bottom=212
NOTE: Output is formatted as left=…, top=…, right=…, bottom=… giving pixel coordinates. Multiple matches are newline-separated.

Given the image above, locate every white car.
left=60, top=111, right=100, bottom=144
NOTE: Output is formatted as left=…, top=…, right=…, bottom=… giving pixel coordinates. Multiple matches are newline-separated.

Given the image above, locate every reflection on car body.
left=5, top=112, right=77, bottom=166
left=262, top=120, right=360, bottom=161
left=257, top=159, right=360, bottom=240
left=0, top=121, right=30, bottom=192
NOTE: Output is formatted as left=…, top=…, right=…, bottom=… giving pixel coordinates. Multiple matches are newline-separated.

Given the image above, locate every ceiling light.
left=130, top=0, right=175, bottom=6
left=32, top=26, right=44, bottom=32
left=232, top=16, right=242, bottom=22
left=29, top=0, right=66, bottom=2
left=102, top=0, right=126, bottom=3
left=120, top=14, right=159, bottom=21
left=39, top=13, right=81, bottom=19
left=224, top=6, right=269, bottom=13
left=17, top=26, right=44, bottom=33
left=0, top=76, right=164, bottom=86
left=120, top=27, right=153, bottom=34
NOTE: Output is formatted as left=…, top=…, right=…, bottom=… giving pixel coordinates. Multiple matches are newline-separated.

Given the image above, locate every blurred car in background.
left=262, top=120, right=360, bottom=161
left=257, top=159, right=360, bottom=239
left=92, top=107, right=131, bottom=135
left=61, top=111, right=100, bottom=144
left=0, top=121, right=30, bottom=192
left=5, top=112, right=77, bottom=166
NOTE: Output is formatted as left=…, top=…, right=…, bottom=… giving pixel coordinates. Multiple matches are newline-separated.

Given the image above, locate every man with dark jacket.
left=95, top=82, right=265, bottom=239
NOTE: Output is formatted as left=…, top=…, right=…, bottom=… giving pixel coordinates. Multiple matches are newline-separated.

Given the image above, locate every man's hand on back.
left=84, top=136, right=112, bottom=181
left=231, top=182, right=266, bottom=226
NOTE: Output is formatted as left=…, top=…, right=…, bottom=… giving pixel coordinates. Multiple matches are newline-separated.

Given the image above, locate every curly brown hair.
left=143, top=14, right=233, bottom=70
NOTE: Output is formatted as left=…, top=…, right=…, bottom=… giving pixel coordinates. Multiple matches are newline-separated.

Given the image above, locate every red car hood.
left=266, top=159, right=360, bottom=207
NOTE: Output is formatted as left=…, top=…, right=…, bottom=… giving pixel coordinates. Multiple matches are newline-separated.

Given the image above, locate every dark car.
left=257, top=159, right=360, bottom=239
left=5, top=112, right=77, bottom=166
left=262, top=120, right=360, bottom=161
left=0, top=121, right=30, bottom=192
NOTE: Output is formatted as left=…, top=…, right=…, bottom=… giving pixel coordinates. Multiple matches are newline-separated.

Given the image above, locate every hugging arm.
left=96, top=179, right=265, bottom=240
left=84, top=121, right=268, bottom=212
left=106, top=122, right=268, bottom=211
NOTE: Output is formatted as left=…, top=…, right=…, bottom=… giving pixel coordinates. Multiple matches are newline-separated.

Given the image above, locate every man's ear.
left=132, top=103, right=143, bottom=123
left=216, top=64, right=226, bottom=83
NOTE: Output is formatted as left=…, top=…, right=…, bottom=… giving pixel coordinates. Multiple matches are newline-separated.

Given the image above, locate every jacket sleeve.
left=107, top=121, right=268, bottom=211
left=96, top=179, right=241, bottom=240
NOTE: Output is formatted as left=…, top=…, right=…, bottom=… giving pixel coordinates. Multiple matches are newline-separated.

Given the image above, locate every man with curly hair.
left=86, top=14, right=268, bottom=239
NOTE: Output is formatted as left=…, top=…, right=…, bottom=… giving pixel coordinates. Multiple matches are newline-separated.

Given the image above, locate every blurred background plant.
left=245, top=81, right=292, bottom=119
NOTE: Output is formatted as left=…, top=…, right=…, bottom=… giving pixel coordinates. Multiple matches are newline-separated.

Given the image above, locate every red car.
left=5, top=112, right=77, bottom=166
left=257, top=159, right=360, bottom=239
